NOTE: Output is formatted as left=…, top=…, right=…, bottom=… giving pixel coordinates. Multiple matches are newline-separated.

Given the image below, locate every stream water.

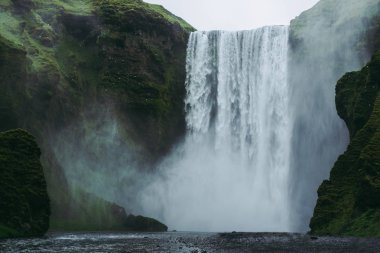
left=1, top=232, right=380, bottom=253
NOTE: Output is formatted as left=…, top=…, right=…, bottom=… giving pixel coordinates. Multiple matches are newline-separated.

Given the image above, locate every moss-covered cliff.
left=0, top=0, right=192, bottom=231
left=310, top=50, right=380, bottom=236
left=0, top=129, right=50, bottom=238
left=288, top=0, right=380, bottom=232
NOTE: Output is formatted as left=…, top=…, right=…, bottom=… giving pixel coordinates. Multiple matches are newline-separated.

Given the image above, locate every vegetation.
left=93, top=0, right=194, bottom=32
left=0, top=129, right=50, bottom=238
left=0, top=0, right=191, bottom=231
left=310, top=51, right=380, bottom=236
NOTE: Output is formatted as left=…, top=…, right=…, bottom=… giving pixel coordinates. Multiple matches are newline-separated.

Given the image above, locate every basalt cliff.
left=0, top=0, right=192, bottom=233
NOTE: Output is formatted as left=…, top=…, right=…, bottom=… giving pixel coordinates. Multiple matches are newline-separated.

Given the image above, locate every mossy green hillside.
left=92, top=0, right=192, bottom=158
left=0, top=0, right=191, bottom=231
left=0, top=129, right=50, bottom=238
left=93, top=0, right=194, bottom=32
left=310, top=51, right=380, bottom=236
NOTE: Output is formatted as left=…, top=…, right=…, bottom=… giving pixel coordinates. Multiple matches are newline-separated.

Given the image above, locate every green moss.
left=55, top=35, right=102, bottom=89
left=0, top=12, right=24, bottom=48
left=0, top=34, right=28, bottom=132
left=147, top=3, right=194, bottom=32
left=32, top=0, right=93, bottom=15
left=0, top=225, right=21, bottom=239
left=25, top=36, right=56, bottom=73
left=0, top=129, right=50, bottom=238
left=335, top=67, right=377, bottom=137
left=0, top=0, right=189, bottom=232
left=94, top=0, right=194, bottom=32
left=0, top=5, right=59, bottom=75
left=310, top=51, right=380, bottom=237
left=344, top=210, right=380, bottom=237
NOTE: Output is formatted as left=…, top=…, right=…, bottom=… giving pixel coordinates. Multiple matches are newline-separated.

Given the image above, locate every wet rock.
left=0, top=129, right=50, bottom=238
left=124, top=215, right=168, bottom=232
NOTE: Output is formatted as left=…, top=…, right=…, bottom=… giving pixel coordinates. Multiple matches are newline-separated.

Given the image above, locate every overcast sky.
left=144, top=0, right=320, bottom=31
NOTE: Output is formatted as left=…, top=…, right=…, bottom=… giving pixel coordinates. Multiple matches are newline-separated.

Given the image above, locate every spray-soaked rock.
left=310, top=50, right=380, bottom=236
left=0, top=0, right=192, bottom=232
left=124, top=215, right=168, bottom=232
left=0, top=129, right=50, bottom=238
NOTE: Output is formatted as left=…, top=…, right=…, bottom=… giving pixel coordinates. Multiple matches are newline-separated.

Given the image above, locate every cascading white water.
left=186, top=27, right=290, bottom=164
left=141, top=26, right=292, bottom=232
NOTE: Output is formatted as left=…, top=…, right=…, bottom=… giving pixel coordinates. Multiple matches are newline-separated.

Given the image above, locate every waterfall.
left=141, top=26, right=292, bottom=232
left=186, top=27, right=290, bottom=164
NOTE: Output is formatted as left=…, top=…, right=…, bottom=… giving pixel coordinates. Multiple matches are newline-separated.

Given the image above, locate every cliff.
left=288, top=0, right=380, bottom=231
left=296, top=0, right=380, bottom=237
left=0, top=0, right=192, bottom=231
left=310, top=51, right=380, bottom=236
left=0, top=129, right=50, bottom=238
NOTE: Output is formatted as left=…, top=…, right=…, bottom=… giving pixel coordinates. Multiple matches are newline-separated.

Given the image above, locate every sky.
left=144, top=0, right=320, bottom=31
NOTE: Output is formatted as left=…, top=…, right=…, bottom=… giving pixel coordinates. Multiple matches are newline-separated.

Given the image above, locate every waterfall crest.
left=141, top=26, right=292, bottom=232
left=186, top=28, right=290, bottom=161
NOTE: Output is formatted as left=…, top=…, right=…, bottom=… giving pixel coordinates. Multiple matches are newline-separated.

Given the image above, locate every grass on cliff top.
left=33, top=0, right=93, bottom=15
left=147, top=3, right=194, bottom=32
left=94, top=0, right=194, bottom=32
left=34, top=0, right=194, bottom=31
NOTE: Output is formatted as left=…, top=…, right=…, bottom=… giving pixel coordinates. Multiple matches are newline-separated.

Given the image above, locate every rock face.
left=0, top=0, right=192, bottom=231
left=0, top=129, right=50, bottom=238
left=310, top=51, right=380, bottom=236
left=288, top=0, right=380, bottom=231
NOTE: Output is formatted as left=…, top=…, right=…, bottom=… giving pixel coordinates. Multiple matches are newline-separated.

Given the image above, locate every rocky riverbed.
left=1, top=232, right=380, bottom=252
